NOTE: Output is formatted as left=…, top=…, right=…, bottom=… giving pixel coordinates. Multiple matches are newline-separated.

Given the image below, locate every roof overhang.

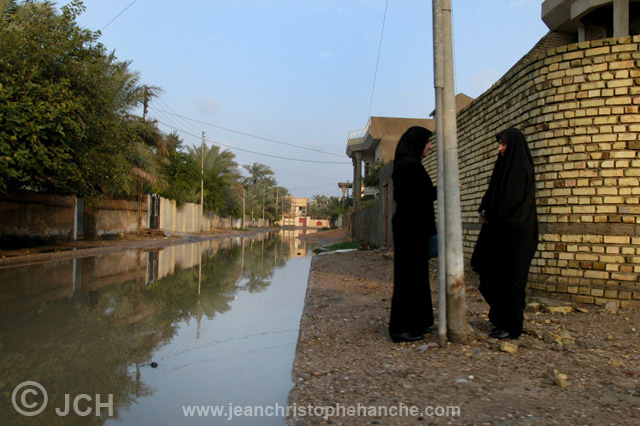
left=542, top=0, right=639, bottom=32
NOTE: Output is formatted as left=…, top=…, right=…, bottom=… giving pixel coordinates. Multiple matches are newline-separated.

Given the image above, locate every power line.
left=367, top=0, right=389, bottom=118
left=149, top=106, right=344, bottom=158
left=156, top=96, right=203, bottom=135
left=102, top=0, right=139, bottom=30
left=156, top=120, right=351, bottom=165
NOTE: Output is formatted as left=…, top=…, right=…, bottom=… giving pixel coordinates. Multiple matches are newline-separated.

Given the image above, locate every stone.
left=576, top=307, right=590, bottom=313
left=604, top=301, right=619, bottom=313
left=547, top=306, right=574, bottom=314
left=500, top=342, right=518, bottom=353
left=553, top=372, right=570, bottom=388
left=526, top=302, right=541, bottom=312
left=543, top=333, right=563, bottom=345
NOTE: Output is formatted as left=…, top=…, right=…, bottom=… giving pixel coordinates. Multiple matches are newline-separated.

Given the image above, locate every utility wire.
left=102, top=0, right=139, bottom=30
left=367, top=0, right=389, bottom=118
left=156, top=96, right=203, bottom=135
left=156, top=120, right=351, bottom=165
left=150, top=106, right=344, bottom=158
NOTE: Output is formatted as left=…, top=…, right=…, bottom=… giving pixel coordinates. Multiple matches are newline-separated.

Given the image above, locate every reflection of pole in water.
left=136, top=249, right=141, bottom=310
left=197, top=241, right=202, bottom=339
left=240, top=237, right=245, bottom=282
left=261, top=238, right=264, bottom=276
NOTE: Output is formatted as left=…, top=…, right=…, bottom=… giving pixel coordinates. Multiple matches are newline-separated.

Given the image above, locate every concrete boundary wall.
left=0, top=192, right=76, bottom=240
left=85, top=199, right=147, bottom=238
left=424, top=35, right=640, bottom=307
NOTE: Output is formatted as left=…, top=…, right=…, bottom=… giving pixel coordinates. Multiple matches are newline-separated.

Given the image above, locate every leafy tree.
left=363, top=162, right=383, bottom=189
left=187, top=144, right=242, bottom=217
left=0, top=0, right=153, bottom=198
left=157, top=133, right=199, bottom=205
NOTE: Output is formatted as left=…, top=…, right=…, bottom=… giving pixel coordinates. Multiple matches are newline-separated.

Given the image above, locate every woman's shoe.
left=489, top=328, right=510, bottom=339
left=390, top=331, right=425, bottom=343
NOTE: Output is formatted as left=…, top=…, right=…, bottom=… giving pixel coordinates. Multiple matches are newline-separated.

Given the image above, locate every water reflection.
left=0, top=231, right=313, bottom=425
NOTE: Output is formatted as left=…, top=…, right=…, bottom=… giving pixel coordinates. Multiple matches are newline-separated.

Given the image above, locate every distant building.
left=279, top=196, right=329, bottom=228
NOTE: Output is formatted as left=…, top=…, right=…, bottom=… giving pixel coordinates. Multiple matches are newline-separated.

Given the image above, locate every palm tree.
left=241, top=163, right=275, bottom=220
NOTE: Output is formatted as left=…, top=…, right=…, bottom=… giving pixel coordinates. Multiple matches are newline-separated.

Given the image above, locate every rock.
left=500, top=342, right=518, bottom=353
left=416, top=343, right=438, bottom=352
left=576, top=307, right=589, bottom=314
left=526, top=302, right=541, bottom=313
left=609, top=359, right=624, bottom=367
left=519, top=340, right=534, bottom=350
left=604, top=301, right=619, bottom=314
left=456, top=378, right=469, bottom=384
left=553, top=372, right=570, bottom=388
left=559, top=331, right=575, bottom=345
left=543, top=333, right=562, bottom=345
left=546, top=306, right=573, bottom=315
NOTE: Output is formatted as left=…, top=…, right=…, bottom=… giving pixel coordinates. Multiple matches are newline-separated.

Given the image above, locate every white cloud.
left=317, top=52, right=333, bottom=59
left=189, top=95, right=220, bottom=116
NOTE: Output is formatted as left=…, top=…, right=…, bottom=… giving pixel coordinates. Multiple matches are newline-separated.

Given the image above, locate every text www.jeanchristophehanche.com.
left=182, top=403, right=461, bottom=420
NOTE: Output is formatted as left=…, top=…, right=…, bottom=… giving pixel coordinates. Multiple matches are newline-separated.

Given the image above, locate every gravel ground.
left=288, top=229, right=640, bottom=425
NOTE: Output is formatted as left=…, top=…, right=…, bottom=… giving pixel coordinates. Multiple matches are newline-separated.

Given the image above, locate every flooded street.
left=0, top=230, right=315, bottom=425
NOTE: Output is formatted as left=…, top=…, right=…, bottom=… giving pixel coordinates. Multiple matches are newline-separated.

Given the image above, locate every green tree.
left=0, top=0, right=154, bottom=198
left=241, top=162, right=275, bottom=219
left=188, top=144, right=242, bottom=217
left=363, top=162, right=383, bottom=189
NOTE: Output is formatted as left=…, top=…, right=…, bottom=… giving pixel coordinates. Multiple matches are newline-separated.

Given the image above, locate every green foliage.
left=363, top=162, right=383, bottom=189
left=0, top=1, right=154, bottom=198
left=312, top=240, right=362, bottom=254
left=309, top=194, right=349, bottom=224
left=156, top=134, right=199, bottom=205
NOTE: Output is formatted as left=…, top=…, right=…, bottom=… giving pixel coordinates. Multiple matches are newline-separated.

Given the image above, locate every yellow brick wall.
left=425, top=35, right=640, bottom=308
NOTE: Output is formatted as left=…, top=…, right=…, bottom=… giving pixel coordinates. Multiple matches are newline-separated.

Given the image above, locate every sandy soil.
left=288, top=229, right=640, bottom=425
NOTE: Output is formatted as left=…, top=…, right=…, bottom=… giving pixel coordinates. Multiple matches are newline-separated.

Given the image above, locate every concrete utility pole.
left=241, top=185, right=246, bottom=229
left=432, top=0, right=447, bottom=346
left=262, top=181, right=266, bottom=223
left=201, top=131, right=205, bottom=232
left=433, top=0, right=468, bottom=344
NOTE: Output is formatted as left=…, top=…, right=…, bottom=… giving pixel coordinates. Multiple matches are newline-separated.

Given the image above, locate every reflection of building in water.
left=0, top=233, right=308, bottom=316
left=279, top=229, right=312, bottom=258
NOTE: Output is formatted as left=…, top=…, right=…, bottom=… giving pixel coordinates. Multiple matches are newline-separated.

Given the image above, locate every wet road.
left=0, top=230, right=315, bottom=425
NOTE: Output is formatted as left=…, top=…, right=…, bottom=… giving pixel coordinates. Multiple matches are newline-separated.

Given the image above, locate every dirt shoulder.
left=288, top=229, right=640, bottom=425
left=0, top=228, right=277, bottom=268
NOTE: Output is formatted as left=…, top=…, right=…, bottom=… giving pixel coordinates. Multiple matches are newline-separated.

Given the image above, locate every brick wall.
left=425, top=35, right=640, bottom=308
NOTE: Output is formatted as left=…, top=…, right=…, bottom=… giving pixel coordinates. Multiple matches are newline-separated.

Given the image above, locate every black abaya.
left=389, top=126, right=436, bottom=339
left=471, top=127, right=538, bottom=338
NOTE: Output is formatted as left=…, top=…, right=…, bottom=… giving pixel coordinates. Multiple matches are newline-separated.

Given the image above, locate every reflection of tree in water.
left=240, top=234, right=290, bottom=294
left=0, top=283, right=159, bottom=426
left=0, top=234, right=296, bottom=425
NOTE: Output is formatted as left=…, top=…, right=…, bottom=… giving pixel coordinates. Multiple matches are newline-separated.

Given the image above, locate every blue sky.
left=71, top=0, right=549, bottom=199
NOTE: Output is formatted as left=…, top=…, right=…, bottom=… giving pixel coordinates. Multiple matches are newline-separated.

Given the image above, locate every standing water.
left=0, top=230, right=315, bottom=425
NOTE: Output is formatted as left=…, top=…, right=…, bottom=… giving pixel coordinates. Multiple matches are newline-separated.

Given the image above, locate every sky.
left=69, top=0, right=550, bottom=199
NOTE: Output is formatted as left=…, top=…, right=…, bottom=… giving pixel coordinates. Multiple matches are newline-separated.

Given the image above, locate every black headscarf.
left=391, top=126, right=436, bottom=237
left=392, top=126, right=432, bottom=176
left=479, top=127, right=536, bottom=226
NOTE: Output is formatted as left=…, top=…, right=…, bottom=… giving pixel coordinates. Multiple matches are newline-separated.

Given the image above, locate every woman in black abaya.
left=471, top=127, right=538, bottom=339
left=389, top=126, right=436, bottom=343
